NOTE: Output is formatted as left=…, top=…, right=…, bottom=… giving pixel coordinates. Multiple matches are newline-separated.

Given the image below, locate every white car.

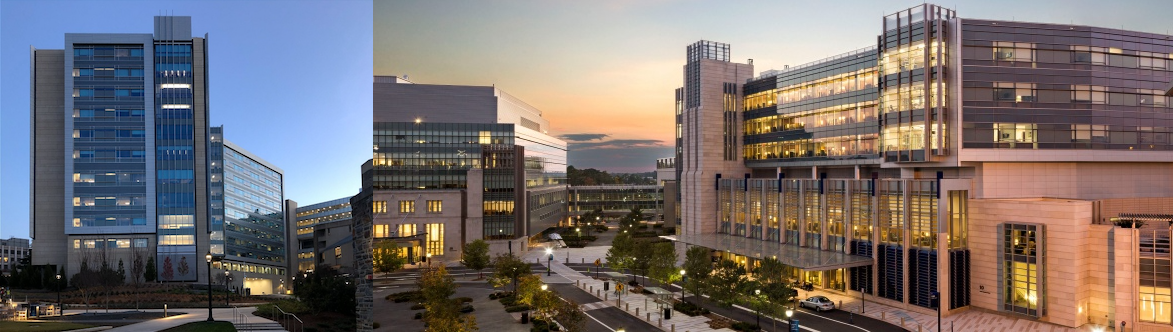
left=799, top=296, right=835, bottom=311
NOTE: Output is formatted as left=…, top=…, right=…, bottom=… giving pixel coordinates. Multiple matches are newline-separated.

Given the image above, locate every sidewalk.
left=61, top=306, right=281, bottom=332
left=802, top=290, right=1094, bottom=332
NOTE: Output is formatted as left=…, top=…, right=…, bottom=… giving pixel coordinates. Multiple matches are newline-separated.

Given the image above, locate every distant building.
left=0, top=238, right=31, bottom=276
left=208, top=127, right=287, bottom=295
left=288, top=197, right=354, bottom=274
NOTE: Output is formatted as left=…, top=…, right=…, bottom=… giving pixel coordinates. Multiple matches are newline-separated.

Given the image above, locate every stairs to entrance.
left=234, top=322, right=288, bottom=332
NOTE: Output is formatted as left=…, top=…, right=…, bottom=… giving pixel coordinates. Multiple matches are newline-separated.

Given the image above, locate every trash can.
left=521, top=312, right=530, bottom=324
left=603, top=281, right=610, bottom=291
left=663, top=307, right=672, bottom=320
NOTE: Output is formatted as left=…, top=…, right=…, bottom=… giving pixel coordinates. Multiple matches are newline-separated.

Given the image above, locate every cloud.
left=569, top=139, right=668, bottom=150
left=568, top=145, right=674, bottom=173
left=559, top=133, right=609, bottom=142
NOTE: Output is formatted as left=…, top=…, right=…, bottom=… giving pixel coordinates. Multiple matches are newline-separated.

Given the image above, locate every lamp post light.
left=545, top=248, right=553, bottom=276
left=205, top=253, right=214, bottom=322
left=679, top=270, right=686, bottom=302
left=55, top=274, right=61, bottom=316
left=426, top=253, right=433, bottom=270
left=225, top=271, right=231, bottom=306
left=754, top=289, right=761, bottom=328
left=786, top=308, right=796, bottom=330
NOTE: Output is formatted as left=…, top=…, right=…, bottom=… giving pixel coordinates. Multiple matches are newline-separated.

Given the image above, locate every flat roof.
left=667, top=233, right=873, bottom=271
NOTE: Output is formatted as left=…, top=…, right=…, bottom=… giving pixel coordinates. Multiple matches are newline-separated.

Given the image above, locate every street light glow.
left=786, top=309, right=794, bottom=318
left=541, top=284, right=548, bottom=291
left=680, top=270, right=686, bottom=275
left=546, top=247, right=553, bottom=255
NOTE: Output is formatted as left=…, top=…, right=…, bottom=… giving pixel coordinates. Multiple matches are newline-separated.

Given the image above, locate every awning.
left=664, top=233, right=873, bottom=271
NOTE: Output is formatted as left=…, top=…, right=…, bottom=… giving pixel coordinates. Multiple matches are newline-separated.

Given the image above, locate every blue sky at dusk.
left=0, top=0, right=372, bottom=239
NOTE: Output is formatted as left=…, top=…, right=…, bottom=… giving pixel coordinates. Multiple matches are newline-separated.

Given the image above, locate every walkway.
left=804, top=290, right=1093, bottom=332
left=551, top=262, right=712, bottom=332
left=61, top=306, right=285, bottom=332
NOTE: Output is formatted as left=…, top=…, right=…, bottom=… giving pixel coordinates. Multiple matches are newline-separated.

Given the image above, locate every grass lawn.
left=0, top=321, right=96, bottom=332
left=159, top=320, right=237, bottom=332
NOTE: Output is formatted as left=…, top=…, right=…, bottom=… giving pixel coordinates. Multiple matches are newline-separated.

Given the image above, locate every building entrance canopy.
left=666, top=233, right=873, bottom=271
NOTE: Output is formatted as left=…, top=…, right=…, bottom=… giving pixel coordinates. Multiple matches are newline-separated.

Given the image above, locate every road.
left=563, top=263, right=904, bottom=332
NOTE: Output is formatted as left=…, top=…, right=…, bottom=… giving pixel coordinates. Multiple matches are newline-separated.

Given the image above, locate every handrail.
left=273, top=304, right=304, bottom=332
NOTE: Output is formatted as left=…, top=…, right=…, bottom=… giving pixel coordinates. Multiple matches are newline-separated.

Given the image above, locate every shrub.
left=459, top=303, right=475, bottom=313
left=387, top=290, right=423, bottom=303
left=731, top=322, right=761, bottom=332
left=410, top=303, right=425, bottom=310
left=455, top=296, right=473, bottom=304
left=674, top=301, right=709, bottom=316
left=255, top=299, right=311, bottom=317
left=505, top=304, right=532, bottom=312
left=652, top=224, right=663, bottom=228
left=594, top=225, right=608, bottom=232
left=499, top=296, right=517, bottom=306
left=413, top=312, right=424, bottom=319
left=372, top=322, right=381, bottom=329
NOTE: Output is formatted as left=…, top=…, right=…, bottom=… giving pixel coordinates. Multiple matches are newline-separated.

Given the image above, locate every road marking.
left=582, top=310, right=615, bottom=332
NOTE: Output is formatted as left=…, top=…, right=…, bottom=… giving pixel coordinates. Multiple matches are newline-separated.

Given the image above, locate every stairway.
left=234, top=322, right=288, bottom=332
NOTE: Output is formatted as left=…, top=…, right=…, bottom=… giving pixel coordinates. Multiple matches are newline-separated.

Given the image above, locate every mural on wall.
left=157, top=253, right=197, bottom=281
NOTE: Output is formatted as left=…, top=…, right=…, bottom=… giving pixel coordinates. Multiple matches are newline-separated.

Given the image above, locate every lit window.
left=372, top=201, right=386, bottom=214
left=397, top=224, right=417, bottom=237
left=161, top=104, right=191, bottom=109
left=160, top=83, right=191, bottom=89
left=427, top=200, right=442, bottom=213
left=374, top=224, right=390, bottom=238
left=399, top=200, right=415, bottom=214
left=73, top=240, right=80, bottom=249
left=427, top=223, right=444, bottom=256
left=335, top=247, right=342, bottom=259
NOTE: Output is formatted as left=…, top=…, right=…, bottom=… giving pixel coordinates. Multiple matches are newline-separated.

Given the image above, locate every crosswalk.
left=580, top=300, right=612, bottom=311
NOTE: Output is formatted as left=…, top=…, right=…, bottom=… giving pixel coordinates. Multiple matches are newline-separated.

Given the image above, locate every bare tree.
left=72, top=241, right=96, bottom=313
left=130, top=246, right=146, bottom=310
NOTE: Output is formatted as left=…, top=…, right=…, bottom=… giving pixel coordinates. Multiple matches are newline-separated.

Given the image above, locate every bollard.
left=617, top=299, right=621, bottom=307
left=882, top=312, right=886, bottom=320
left=839, top=300, right=842, bottom=308
left=659, top=317, right=662, bottom=327
left=901, top=317, right=905, bottom=327
left=164, top=304, right=168, bottom=317
left=647, top=312, right=651, bottom=321
left=672, top=324, right=675, bottom=332
left=645, top=298, right=648, bottom=308
left=582, top=258, right=585, bottom=264
left=635, top=307, right=638, bottom=315
left=626, top=303, right=629, bottom=311
left=605, top=293, right=608, bottom=301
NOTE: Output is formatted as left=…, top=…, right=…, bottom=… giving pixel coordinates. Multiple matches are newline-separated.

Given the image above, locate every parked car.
left=799, top=296, right=835, bottom=311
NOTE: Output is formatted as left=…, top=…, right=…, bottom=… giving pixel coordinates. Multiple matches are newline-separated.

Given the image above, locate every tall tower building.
left=677, top=41, right=753, bottom=237
left=31, top=16, right=219, bottom=284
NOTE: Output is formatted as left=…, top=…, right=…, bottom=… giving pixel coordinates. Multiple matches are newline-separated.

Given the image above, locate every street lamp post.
left=932, top=291, right=941, bottom=332
left=679, top=270, right=686, bottom=302
left=754, top=289, right=761, bottom=328
left=786, top=309, right=796, bottom=330
left=225, top=271, right=230, bottom=306
left=205, top=253, right=214, bottom=322
left=426, top=253, right=433, bottom=271
left=546, top=248, right=553, bottom=276
left=56, top=274, right=61, bottom=316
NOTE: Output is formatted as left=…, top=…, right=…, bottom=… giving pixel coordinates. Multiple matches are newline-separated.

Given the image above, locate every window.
left=427, top=200, right=442, bottom=213
left=426, top=223, right=444, bottom=256
left=158, top=235, right=194, bottom=245
left=399, top=200, right=415, bottom=214
left=133, top=239, right=148, bottom=248
left=397, top=224, right=417, bottom=237
left=372, top=201, right=386, bottom=214
left=1002, top=223, right=1043, bottom=317
left=335, top=246, right=342, bottom=259
left=158, top=215, right=194, bottom=229
left=374, top=224, right=391, bottom=238
left=1140, top=229, right=1172, bottom=323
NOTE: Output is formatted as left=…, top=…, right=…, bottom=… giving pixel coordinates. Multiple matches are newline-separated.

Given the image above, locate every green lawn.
left=0, top=321, right=96, bottom=332
left=159, top=320, right=237, bottom=332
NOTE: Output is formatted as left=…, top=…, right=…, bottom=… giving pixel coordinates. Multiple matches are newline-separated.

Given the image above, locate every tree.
left=373, top=241, right=407, bottom=276
left=161, top=256, right=174, bottom=281
left=515, top=274, right=543, bottom=307
left=707, top=259, right=749, bottom=307
left=488, top=254, right=530, bottom=293
left=460, top=240, right=491, bottom=279
left=553, top=299, right=586, bottom=332
left=755, top=257, right=787, bottom=285
left=605, top=232, right=635, bottom=278
left=294, top=265, right=357, bottom=315
left=682, top=246, right=711, bottom=305
left=144, top=256, right=157, bottom=282
left=646, top=242, right=680, bottom=288
left=130, top=249, right=146, bottom=310
left=630, top=240, right=654, bottom=285
left=619, top=208, right=643, bottom=231
left=419, top=266, right=478, bottom=332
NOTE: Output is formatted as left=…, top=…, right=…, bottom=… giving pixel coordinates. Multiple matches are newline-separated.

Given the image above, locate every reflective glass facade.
left=212, top=137, right=285, bottom=276
left=959, top=21, right=1173, bottom=151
